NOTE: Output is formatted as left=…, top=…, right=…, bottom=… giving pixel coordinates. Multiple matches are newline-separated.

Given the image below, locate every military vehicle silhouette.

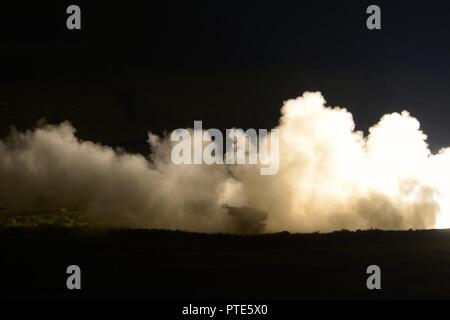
left=221, top=204, right=268, bottom=234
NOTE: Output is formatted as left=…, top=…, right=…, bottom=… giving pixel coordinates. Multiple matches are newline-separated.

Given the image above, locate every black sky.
left=0, top=0, right=449, bottom=153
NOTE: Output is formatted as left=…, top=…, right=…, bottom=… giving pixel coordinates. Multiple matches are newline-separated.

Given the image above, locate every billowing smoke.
left=1, top=91, right=450, bottom=233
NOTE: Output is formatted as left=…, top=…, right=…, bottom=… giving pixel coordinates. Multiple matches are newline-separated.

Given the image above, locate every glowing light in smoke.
left=0, top=91, right=449, bottom=232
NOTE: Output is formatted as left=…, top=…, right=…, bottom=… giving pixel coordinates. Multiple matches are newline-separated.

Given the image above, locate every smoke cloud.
left=1, top=91, right=449, bottom=233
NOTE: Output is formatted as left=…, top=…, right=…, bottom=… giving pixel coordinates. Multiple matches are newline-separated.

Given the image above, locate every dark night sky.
left=0, top=0, right=449, bottom=153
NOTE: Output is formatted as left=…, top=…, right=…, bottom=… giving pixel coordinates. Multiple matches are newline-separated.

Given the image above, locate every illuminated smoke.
left=1, top=91, right=449, bottom=232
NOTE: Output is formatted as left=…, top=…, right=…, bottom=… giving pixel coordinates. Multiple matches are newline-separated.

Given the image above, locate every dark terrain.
left=1, top=227, right=450, bottom=300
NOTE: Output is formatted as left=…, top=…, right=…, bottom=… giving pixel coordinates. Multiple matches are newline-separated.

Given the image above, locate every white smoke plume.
left=1, top=91, right=449, bottom=233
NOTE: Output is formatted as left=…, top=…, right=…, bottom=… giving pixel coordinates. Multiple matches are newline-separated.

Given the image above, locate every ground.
left=1, top=226, right=450, bottom=300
